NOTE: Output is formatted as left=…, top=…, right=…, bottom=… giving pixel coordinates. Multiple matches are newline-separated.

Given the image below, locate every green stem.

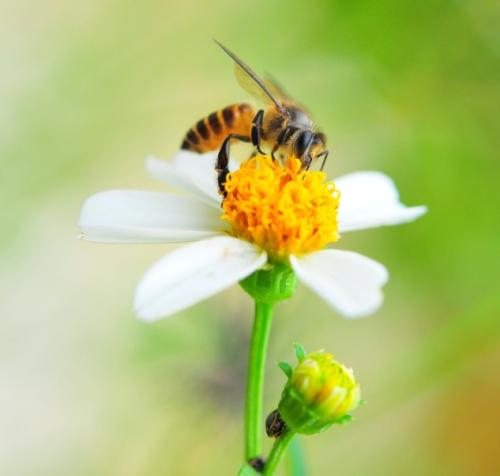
left=263, top=431, right=296, bottom=476
left=286, top=436, right=307, bottom=476
left=245, top=300, right=275, bottom=461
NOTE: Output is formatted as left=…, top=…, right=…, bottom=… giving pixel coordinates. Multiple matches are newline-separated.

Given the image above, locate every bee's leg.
left=270, top=143, right=279, bottom=161
left=303, top=155, right=313, bottom=170
left=216, top=134, right=250, bottom=197
left=317, top=150, right=329, bottom=171
left=272, top=126, right=296, bottom=161
left=251, top=109, right=265, bottom=154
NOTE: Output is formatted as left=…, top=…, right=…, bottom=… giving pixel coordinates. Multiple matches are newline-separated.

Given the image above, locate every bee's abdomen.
left=181, top=103, right=255, bottom=152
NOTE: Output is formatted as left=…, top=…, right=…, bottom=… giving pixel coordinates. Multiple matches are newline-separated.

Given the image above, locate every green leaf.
left=238, top=463, right=259, bottom=475
left=278, top=361, right=293, bottom=379
left=294, top=343, right=306, bottom=362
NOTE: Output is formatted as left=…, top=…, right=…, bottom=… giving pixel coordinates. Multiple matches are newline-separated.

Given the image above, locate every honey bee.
left=180, top=41, right=330, bottom=196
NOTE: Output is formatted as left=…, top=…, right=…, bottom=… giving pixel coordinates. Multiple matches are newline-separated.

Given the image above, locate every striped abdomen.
left=181, top=103, right=255, bottom=152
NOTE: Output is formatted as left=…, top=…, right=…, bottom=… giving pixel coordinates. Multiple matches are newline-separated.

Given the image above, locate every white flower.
left=78, top=151, right=426, bottom=321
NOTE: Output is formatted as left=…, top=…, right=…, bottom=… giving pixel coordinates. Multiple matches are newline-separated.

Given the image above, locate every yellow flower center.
left=222, top=155, right=340, bottom=260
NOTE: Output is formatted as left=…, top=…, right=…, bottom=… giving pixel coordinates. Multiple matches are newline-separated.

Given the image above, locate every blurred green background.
left=1, top=0, right=499, bottom=475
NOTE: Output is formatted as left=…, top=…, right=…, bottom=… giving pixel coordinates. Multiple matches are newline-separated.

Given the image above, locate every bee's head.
left=294, top=131, right=327, bottom=165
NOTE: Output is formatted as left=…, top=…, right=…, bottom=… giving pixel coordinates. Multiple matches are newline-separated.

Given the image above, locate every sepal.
left=278, top=361, right=293, bottom=379
left=294, top=343, right=306, bottom=362
left=240, top=262, right=297, bottom=304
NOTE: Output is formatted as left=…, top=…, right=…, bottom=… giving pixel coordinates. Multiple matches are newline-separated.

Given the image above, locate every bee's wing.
left=234, top=65, right=274, bottom=105
left=263, top=74, right=292, bottom=102
left=264, top=73, right=312, bottom=115
left=215, top=40, right=284, bottom=111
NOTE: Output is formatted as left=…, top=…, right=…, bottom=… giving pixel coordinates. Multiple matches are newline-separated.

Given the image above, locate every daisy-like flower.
left=78, top=151, right=426, bottom=321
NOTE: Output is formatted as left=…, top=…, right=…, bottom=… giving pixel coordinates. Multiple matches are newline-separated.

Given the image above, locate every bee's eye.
left=294, top=130, right=314, bottom=158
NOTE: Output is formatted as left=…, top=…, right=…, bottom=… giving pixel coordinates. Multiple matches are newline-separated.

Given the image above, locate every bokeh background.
left=1, top=1, right=499, bottom=475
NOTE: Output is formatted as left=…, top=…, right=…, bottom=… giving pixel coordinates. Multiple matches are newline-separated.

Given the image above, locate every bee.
left=180, top=41, right=330, bottom=196
left=265, top=409, right=287, bottom=438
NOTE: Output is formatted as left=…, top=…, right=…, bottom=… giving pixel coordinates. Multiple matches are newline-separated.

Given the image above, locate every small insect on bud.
left=276, top=346, right=361, bottom=435
left=248, top=457, right=266, bottom=473
left=265, top=409, right=287, bottom=438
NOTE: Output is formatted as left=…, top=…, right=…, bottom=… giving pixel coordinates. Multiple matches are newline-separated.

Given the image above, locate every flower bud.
left=277, top=350, right=360, bottom=434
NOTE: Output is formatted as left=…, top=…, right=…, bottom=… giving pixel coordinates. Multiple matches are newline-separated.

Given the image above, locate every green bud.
left=277, top=350, right=361, bottom=435
left=240, top=262, right=297, bottom=304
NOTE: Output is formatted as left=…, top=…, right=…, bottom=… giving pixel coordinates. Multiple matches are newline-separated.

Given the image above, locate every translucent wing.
left=234, top=65, right=276, bottom=105
left=265, top=73, right=311, bottom=115
left=215, top=40, right=284, bottom=111
left=263, top=74, right=292, bottom=102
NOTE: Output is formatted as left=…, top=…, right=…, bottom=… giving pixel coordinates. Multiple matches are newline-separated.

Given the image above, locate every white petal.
left=134, top=236, right=267, bottom=321
left=171, top=150, right=240, bottom=189
left=146, top=151, right=241, bottom=206
left=146, top=154, right=220, bottom=207
left=291, top=250, right=389, bottom=318
left=335, top=171, right=427, bottom=232
left=78, top=190, right=224, bottom=243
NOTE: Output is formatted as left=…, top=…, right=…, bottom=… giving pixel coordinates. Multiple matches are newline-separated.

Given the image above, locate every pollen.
left=222, top=155, right=340, bottom=260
